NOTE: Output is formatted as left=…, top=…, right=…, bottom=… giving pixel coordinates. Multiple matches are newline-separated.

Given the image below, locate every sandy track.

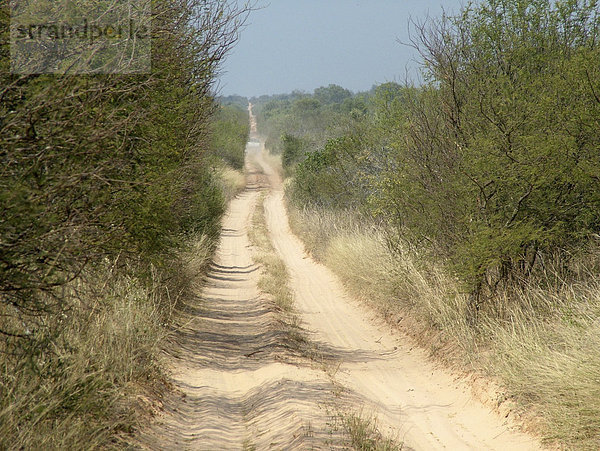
left=251, top=146, right=541, bottom=450
left=139, top=135, right=541, bottom=450
left=138, top=152, right=347, bottom=450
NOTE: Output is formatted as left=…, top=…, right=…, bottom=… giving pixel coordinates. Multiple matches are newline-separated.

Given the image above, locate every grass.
left=287, top=203, right=600, bottom=450
left=248, top=191, right=294, bottom=314
left=342, top=411, right=403, bottom=451
left=0, top=269, right=167, bottom=449
left=218, top=164, right=246, bottom=201
left=0, top=233, right=217, bottom=450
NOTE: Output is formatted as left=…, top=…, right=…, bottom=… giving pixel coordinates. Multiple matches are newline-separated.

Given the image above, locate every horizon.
left=217, top=0, right=468, bottom=98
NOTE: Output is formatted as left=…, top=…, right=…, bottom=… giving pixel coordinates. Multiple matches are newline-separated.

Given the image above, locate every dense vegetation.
left=0, top=1, right=249, bottom=447
left=211, top=103, right=251, bottom=169
left=256, top=0, right=600, bottom=448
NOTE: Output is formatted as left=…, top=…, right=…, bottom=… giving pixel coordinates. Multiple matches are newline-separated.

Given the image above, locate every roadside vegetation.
left=254, top=0, right=600, bottom=448
left=249, top=192, right=294, bottom=313
left=0, top=1, right=250, bottom=448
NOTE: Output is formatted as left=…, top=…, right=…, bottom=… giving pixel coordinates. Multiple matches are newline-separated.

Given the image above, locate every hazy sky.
left=218, top=0, right=468, bottom=97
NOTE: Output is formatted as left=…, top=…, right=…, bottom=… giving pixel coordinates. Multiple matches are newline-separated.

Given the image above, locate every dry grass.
left=482, top=285, right=600, bottom=448
left=0, top=271, right=166, bottom=449
left=287, top=203, right=600, bottom=450
left=342, top=411, right=403, bottom=451
left=0, top=234, right=216, bottom=450
left=218, top=164, right=246, bottom=201
left=248, top=192, right=294, bottom=312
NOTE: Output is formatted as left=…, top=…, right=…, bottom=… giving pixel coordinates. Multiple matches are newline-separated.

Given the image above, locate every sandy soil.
left=137, top=155, right=348, bottom=449
left=138, top=128, right=542, bottom=449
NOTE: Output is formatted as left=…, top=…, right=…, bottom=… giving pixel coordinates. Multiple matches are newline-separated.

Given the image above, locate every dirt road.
left=138, top=151, right=347, bottom=449
left=140, top=136, right=541, bottom=449
left=252, top=145, right=540, bottom=450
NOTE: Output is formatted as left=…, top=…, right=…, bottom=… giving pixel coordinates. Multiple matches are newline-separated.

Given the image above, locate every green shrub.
left=211, top=104, right=250, bottom=169
left=291, top=136, right=367, bottom=208
left=281, top=133, right=308, bottom=169
left=372, top=0, right=600, bottom=292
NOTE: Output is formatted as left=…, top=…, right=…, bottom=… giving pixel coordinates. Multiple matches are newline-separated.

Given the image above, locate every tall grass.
left=0, top=270, right=162, bottom=448
left=287, top=203, right=600, bottom=449
left=0, top=234, right=216, bottom=449
left=342, top=412, right=403, bottom=451
left=218, top=164, right=246, bottom=201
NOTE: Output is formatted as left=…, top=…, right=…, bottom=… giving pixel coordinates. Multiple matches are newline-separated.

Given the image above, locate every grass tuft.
left=218, top=164, right=246, bottom=201
left=342, top=411, right=403, bottom=451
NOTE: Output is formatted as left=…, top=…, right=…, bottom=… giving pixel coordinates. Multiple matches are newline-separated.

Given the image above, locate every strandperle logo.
left=15, top=19, right=149, bottom=42
left=10, top=0, right=151, bottom=74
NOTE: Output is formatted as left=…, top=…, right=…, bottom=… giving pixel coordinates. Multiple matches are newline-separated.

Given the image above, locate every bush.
left=373, top=0, right=600, bottom=293
left=0, top=0, right=249, bottom=446
left=291, top=136, right=368, bottom=208
left=211, top=104, right=250, bottom=170
left=281, top=133, right=308, bottom=169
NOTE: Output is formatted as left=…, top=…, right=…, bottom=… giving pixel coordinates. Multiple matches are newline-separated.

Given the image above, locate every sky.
left=218, top=0, right=468, bottom=98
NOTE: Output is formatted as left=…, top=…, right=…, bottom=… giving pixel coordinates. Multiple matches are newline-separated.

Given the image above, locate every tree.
left=314, top=84, right=353, bottom=105
left=0, top=0, right=251, bottom=342
left=376, top=0, right=600, bottom=294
